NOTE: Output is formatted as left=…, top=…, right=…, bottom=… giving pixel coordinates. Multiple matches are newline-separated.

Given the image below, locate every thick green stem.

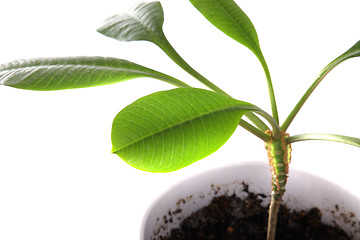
left=265, top=132, right=292, bottom=240
left=265, top=134, right=291, bottom=200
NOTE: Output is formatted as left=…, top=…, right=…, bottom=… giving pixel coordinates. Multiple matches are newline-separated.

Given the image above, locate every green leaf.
left=0, top=56, right=189, bottom=90
left=111, top=88, right=257, bottom=172
left=97, top=1, right=166, bottom=45
left=98, top=1, right=274, bottom=139
left=189, top=0, right=262, bottom=60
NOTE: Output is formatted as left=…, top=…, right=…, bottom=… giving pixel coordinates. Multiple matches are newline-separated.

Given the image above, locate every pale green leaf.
left=0, top=56, right=188, bottom=90
left=97, top=1, right=166, bottom=45
left=111, top=88, right=257, bottom=172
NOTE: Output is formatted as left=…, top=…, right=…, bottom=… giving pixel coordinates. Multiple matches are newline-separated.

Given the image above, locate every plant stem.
left=156, top=36, right=229, bottom=95
left=155, top=73, right=192, bottom=88
left=281, top=41, right=360, bottom=132
left=239, top=119, right=270, bottom=142
left=265, top=132, right=292, bottom=240
left=286, top=133, right=360, bottom=147
left=256, top=109, right=281, bottom=140
left=245, top=112, right=270, bottom=132
left=281, top=60, right=339, bottom=132
left=267, top=199, right=281, bottom=240
left=259, top=56, right=279, bottom=124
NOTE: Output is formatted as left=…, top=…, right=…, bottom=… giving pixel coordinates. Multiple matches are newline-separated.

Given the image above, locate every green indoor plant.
left=1, top=0, right=359, bottom=239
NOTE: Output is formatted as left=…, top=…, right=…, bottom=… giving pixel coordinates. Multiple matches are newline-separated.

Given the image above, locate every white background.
left=1, top=0, right=360, bottom=239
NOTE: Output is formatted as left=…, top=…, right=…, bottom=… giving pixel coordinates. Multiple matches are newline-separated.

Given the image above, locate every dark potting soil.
left=160, top=188, right=351, bottom=240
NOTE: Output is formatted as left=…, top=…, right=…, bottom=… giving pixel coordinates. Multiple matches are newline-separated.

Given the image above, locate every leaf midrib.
left=211, top=0, right=259, bottom=54
left=126, top=4, right=164, bottom=43
left=0, top=62, right=156, bottom=82
left=112, top=104, right=253, bottom=153
left=1, top=64, right=148, bottom=74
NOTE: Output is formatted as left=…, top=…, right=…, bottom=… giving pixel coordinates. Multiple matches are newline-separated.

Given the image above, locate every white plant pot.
left=140, top=162, right=360, bottom=240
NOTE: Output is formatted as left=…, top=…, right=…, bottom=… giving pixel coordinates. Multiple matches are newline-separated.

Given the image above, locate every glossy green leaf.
left=189, top=0, right=262, bottom=59
left=0, top=57, right=188, bottom=90
left=111, top=88, right=258, bottom=172
left=97, top=1, right=166, bottom=45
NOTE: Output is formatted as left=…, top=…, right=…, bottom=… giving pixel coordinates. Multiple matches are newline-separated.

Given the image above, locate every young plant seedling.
left=1, top=1, right=360, bottom=239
